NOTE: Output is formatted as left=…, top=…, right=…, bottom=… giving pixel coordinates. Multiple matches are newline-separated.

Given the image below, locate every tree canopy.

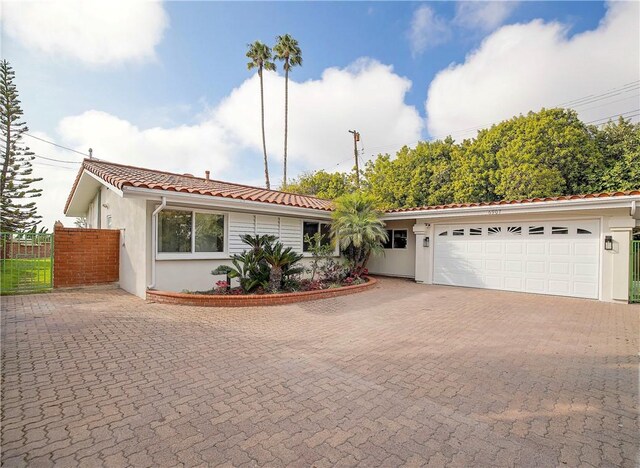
left=283, top=108, right=639, bottom=208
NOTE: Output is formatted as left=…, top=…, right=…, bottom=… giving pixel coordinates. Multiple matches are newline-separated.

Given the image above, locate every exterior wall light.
left=423, top=236, right=430, bottom=248
left=604, top=235, right=613, bottom=251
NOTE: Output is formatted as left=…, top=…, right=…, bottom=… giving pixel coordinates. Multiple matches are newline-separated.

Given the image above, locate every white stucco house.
left=65, top=159, right=640, bottom=303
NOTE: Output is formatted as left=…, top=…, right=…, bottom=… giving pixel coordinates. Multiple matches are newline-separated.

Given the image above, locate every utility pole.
left=348, top=130, right=360, bottom=188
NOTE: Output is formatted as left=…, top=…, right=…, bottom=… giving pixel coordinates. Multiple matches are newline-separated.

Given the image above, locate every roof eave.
left=381, top=195, right=640, bottom=221
left=123, top=186, right=334, bottom=219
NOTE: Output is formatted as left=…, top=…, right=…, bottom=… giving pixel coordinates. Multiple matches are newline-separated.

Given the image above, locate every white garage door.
left=433, top=220, right=600, bottom=299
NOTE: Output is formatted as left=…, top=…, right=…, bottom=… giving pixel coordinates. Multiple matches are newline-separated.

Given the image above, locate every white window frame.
left=156, top=206, right=229, bottom=260
left=301, top=220, right=339, bottom=257
left=384, top=229, right=409, bottom=250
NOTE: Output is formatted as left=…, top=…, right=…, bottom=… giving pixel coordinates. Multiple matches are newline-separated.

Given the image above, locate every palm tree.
left=273, top=34, right=302, bottom=188
left=331, top=192, right=388, bottom=270
left=246, top=41, right=276, bottom=189
left=263, top=241, right=303, bottom=292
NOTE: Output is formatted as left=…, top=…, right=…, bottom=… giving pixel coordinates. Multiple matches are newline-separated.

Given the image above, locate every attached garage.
left=380, top=192, right=640, bottom=303
left=432, top=220, right=600, bottom=299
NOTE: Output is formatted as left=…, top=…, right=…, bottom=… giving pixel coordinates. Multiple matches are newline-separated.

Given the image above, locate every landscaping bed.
left=147, top=275, right=377, bottom=307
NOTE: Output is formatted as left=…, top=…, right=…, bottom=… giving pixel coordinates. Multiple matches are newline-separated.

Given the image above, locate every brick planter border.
left=146, top=276, right=377, bottom=307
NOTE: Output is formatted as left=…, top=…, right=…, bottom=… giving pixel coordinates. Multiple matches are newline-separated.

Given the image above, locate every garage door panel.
left=485, top=243, right=502, bottom=254
left=505, top=260, right=523, bottom=272
left=485, top=259, right=502, bottom=271
left=526, top=261, right=546, bottom=274
left=504, top=276, right=523, bottom=290
left=549, top=243, right=571, bottom=255
left=525, top=277, right=546, bottom=292
left=434, top=220, right=599, bottom=299
left=549, top=262, right=570, bottom=275
left=548, top=280, right=571, bottom=295
left=575, top=242, right=598, bottom=256
left=527, top=243, right=546, bottom=255
left=506, top=243, right=524, bottom=254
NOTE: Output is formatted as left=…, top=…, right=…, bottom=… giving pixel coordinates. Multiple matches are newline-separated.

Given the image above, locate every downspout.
left=148, top=196, right=167, bottom=290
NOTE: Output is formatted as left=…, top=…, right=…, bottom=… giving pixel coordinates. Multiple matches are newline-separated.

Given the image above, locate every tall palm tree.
left=273, top=34, right=302, bottom=188
left=246, top=41, right=276, bottom=189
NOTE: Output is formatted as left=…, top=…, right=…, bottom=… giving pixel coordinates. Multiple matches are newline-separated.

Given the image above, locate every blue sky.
left=10, top=1, right=608, bottom=134
left=1, top=1, right=638, bottom=228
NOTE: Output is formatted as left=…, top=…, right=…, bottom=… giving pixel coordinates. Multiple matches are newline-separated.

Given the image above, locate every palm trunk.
left=259, top=68, right=270, bottom=189
left=269, top=266, right=282, bottom=292
left=283, top=65, right=289, bottom=188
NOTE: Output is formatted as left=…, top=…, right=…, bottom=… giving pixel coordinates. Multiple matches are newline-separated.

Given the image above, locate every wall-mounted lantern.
left=604, top=235, right=613, bottom=251
left=423, top=236, right=430, bottom=248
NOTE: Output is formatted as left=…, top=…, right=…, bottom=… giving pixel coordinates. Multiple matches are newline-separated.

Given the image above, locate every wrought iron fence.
left=631, top=240, right=640, bottom=304
left=0, top=232, right=53, bottom=294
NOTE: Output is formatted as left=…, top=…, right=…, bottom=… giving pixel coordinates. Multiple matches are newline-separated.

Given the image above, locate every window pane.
left=452, top=229, right=464, bottom=236
left=529, top=226, right=544, bottom=235
left=195, top=213, right=224, bottom=252
left=393, top=230, right=408, bottom=249
left=469, top=228, right=482, bottom=236
left=552, top=226, right=568, bottom=235
left=382, top=229, right=393, bottom=249
left=159, top=210, right=192, bottom=253
left=303, top=222, right=319, bottom=252
left=320, top=223, right=332, bottom=247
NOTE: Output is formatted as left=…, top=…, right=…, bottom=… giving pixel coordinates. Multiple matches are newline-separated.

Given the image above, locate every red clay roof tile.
left=65, top=159, right=334, bottom=213
left=385, top=190, right=640, bottom=213
left=65, top=159, right=640, bottom=215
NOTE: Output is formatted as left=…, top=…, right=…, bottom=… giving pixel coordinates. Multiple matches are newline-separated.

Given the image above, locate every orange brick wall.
left=54, top=226, right=120, bottom=288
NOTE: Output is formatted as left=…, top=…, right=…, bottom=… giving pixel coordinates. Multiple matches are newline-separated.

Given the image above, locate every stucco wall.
left=99, top=187, right=148, bottom=298
left=367, top=219, right=416, bottom=278
left=155, top=257, right=318, bottom=293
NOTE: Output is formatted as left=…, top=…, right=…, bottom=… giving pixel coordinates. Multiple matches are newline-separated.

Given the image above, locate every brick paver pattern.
left=2, top=278, right=639, bottom=467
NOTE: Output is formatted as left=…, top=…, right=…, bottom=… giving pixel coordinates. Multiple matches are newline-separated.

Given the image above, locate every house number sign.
left=487, top=209, right=502, bottom=215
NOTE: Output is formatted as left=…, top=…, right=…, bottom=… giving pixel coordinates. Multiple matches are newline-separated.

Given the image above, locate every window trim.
left=302, top=219, right=339, bottom=257
left=156, top=206, right=229, bottom=260
left=383, top=229, right=409, bottom=250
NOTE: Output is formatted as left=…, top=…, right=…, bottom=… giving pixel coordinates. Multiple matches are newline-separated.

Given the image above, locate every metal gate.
left=1, top=232, right=53, bottom=294
left=631, top=240, right=640, bottom=304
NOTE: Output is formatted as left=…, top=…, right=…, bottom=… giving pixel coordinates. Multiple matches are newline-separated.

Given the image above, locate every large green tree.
left=284, top=170, right=355, bottom=199
left=246, top=41, right=276, bottom=189
left=587, top=117, right=640, bottom=192
left=273, top=34, right=302, bottom=188
left=363, top=138, right=455, bottom=209
left=287, top=108, right=638, bottom=207
left=451, top=108, right=601, bottom=201
left=0, top=60, right=41, bottom=232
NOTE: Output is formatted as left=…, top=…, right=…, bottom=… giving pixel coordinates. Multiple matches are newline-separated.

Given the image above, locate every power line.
left=23, top=133, right=90, bottom=157
left=32, top=161, right=78, bottom=171
left=33, top=154, right=82, bottom=164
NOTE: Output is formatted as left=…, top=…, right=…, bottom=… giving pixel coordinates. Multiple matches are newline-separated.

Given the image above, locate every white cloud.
left=214, top=58, right=422, bottom=171
left=454, top=2, right=519, bottom=32
left=426, top=1, right=640, bottom=139
left=408, top=5, right=451, bottom=56
left=1, top=0, right=168, bottom=66
left=33, top=59, right=422, bottom=227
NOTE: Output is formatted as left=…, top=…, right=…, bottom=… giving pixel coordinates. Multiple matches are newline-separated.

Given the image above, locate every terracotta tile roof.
left=385, top=191, right=640, bottom=213
left=66, top=159, right=640, bottom=215
left=65, top=159, right=334, bottom=212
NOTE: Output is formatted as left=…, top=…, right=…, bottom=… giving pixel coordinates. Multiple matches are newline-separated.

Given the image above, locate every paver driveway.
left=1, top=278, right=638, bottom=467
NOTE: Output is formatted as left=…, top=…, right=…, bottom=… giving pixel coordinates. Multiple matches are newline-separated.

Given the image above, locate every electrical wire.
left=23, top=133, right=90, bottom=157
left=33, top=154, right=82, bottom=164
